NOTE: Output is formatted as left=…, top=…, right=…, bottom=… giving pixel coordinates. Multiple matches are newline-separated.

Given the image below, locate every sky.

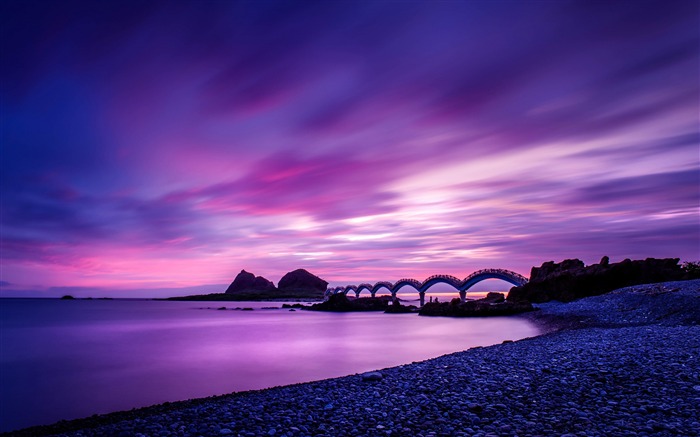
left=1, top=0, right=698, bottom=297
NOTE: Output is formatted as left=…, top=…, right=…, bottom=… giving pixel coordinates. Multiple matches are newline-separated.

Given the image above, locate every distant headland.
left=166, top=268, right=327, bottom=301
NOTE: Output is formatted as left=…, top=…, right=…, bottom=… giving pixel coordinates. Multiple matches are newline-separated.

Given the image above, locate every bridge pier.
left=391, top=291, right=397, bottom=301
left=371, top=291, right=376, bottom=298
left=419, top=291, right=425, bottom=307
left=459, top=290, right=466, bottom=302
left=355, top=291, right=360, bottom=299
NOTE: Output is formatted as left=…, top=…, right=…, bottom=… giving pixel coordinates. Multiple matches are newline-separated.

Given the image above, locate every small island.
left=167, top=268, right=327, bottom=301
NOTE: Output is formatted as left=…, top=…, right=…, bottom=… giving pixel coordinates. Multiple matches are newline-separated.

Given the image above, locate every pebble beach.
left=7, top=280, right=699, bottom=437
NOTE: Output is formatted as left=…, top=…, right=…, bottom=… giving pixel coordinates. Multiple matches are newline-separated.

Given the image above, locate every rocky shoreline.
left=6, top=280, right=699, bottom=437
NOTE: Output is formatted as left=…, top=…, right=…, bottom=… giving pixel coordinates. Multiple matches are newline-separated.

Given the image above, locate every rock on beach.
left=361, top=372, right=383, bottom=382
left=10, top=280, right=700, bottom=437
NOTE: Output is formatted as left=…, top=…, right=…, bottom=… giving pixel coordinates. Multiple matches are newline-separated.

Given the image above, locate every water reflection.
left=0, top=299, right=539, bottom=431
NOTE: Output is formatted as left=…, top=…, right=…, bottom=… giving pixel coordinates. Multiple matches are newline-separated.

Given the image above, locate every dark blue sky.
left=1, top=0, right=698, bottom=296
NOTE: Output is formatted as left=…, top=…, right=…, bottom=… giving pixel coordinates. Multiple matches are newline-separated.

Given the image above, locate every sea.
left=0, top=298, right=541, bottom=432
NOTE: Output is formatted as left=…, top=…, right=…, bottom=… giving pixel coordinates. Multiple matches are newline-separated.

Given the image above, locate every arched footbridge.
left=325, top=269, right=528, bottom=306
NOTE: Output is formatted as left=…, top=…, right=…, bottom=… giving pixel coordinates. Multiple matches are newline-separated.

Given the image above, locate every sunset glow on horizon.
left=1, top=0, right=698, bottom=297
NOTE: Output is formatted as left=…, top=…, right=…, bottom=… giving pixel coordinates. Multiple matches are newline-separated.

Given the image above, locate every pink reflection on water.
left=0, top=299, right=540, bottom=432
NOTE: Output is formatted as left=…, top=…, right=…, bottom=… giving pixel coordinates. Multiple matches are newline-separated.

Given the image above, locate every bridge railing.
left=465, top=268, right=528, bottom=283
left=424, top=274, right=461, bottom=283
left=395, top=278, right=421, bottom=287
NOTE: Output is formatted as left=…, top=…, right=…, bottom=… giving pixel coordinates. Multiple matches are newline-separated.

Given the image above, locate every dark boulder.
left=225, top=270, right=276, bottom=294
left=384, top=299, right=418, bottom=313
left=361, top=372, right=383, bottom=381
left=507, top=257, right=686, bottom=303
left=477, top=292, right=506, bottom=304
left=278, top=269, right=328, bottom=293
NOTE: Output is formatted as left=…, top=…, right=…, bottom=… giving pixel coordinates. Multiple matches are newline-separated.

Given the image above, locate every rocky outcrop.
left=308, top=293, right=390, bottom=312
left=384, top=299, right=419, bottom=313
left=529, top=259, right=585, bottom=282
left=278, top=269, right=328, bottom=293
left=225, top=270, right=276, bottom=294
left=412, top=293, right=516, bottom=318
left=179, top=268, right=329, bottom=300
left=479, top=292, right=506, bottom=304
left=418, top=295, right=534, bottom=317
left=507, top=257, right=686, bottom=303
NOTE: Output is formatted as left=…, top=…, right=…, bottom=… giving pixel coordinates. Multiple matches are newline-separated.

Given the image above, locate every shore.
left=6, top=280, right=699, bottom=437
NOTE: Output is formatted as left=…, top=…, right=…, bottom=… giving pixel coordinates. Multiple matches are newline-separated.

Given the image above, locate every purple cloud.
left=1, top=0, right=698, bottom=294
left=573, top=169, right=699, bottom=209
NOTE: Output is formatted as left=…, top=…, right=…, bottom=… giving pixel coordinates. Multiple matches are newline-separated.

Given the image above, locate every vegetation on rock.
left=682, top=261, right=700, bottom=279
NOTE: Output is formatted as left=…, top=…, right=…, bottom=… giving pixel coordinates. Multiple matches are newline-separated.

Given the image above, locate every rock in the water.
left=418, top=299, right=533, bottom=317
left=385, top=299, right=418, bottom=313
left=278, top=269, right=328, bottom=293
left=508, top=257, right=686, bottom=303
left=362, top=372, right=383, bottom=381
left=225, top=270, right=276, bottom=294
left=309, top=293, right=390, bottom=312
left=478, top=292, right=506, bottom=303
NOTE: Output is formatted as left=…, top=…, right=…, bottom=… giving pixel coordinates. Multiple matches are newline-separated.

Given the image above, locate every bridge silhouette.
left=325, top=269, right=528, bottom=306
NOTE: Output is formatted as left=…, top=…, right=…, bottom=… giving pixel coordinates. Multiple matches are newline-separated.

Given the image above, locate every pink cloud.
left=2, top=0, right=698, bottom=295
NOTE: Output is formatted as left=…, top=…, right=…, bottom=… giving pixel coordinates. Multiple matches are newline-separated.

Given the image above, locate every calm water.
left=0, top=299, right=540, bottom=432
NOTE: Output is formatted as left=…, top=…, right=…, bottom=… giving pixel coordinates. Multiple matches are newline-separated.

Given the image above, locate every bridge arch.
left=324, top=268, right=528, bottom=305
left=354, top=288, right=373, bottom=297
left=419, top=275, right=463, bottom=293
left=459, top=269, right=527, bottom=292
left=357, top=283, right=373, bottom=293
left=392, top=279, right=421, bottom=293
left=371, top=281, right=394, bottom=297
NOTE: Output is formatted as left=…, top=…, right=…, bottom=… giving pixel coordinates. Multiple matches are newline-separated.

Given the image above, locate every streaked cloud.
left=1, top=0, right=698, bottom=296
